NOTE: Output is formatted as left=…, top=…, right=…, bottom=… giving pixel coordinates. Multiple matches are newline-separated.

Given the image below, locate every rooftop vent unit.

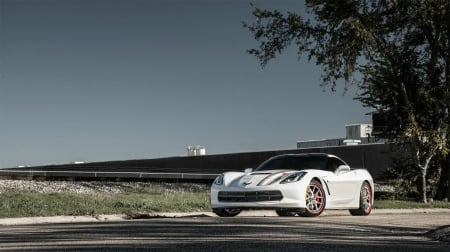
left=187, top=146, right=206, bottom=156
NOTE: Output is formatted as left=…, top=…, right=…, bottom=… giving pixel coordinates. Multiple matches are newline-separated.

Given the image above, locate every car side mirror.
left=244, top=168, right=253, bottom=173
left=335, top=165, right=350, bottom=175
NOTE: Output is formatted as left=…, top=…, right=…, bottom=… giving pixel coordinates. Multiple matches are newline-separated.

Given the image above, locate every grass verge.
left=374, top=200, right=450, bottom=209
left=0, top=183, right=449, bottom=218
left=0, top=191, right=210, bottom=218
left=1, top=192, right=449, bottom=218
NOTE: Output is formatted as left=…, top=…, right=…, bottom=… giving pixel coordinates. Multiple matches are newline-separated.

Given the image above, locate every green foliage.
left=381, top=149, right=445, bottom=201
left=244, top=0, right=450, bottom=203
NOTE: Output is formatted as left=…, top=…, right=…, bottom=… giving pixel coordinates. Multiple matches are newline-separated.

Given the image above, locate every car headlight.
left=280, top=172, right=307, bottom=184
left=213, top=174, right=224, bottom=186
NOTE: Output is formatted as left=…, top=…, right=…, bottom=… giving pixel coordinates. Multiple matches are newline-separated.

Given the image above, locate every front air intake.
left=218, top=190, right=283, bottom=202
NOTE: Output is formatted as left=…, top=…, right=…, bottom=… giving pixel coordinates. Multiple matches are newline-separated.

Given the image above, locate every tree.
left=244, top=0, right=449, bottom=202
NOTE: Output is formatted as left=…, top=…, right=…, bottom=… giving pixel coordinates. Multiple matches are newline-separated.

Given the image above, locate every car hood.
left=225, top=170, right=295, bottom=187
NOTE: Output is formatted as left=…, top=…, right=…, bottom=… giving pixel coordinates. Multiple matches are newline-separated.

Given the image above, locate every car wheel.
left=212, top=208, right=241, bottom=217
left=349, top=181, right=372, bottom=216
left=275, top=209, right=297, bottom=217
left=299, top=180, right=326, bottom=217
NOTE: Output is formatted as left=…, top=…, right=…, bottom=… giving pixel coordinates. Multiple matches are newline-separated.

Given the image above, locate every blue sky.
left=0, top=0, right=371, bottom=168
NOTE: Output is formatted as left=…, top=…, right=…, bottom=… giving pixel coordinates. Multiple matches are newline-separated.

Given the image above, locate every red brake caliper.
left=315, top=187, right=320, bottom=203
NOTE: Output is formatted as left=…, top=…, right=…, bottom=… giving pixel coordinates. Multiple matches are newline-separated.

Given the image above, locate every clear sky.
left=0, top=0, right=371, bottom=168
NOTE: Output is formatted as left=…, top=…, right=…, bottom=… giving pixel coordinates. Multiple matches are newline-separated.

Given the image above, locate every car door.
left=322, top=158, right=359, bottom=205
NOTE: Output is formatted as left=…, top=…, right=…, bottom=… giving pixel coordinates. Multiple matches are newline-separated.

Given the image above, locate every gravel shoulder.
left=0, top=179, right=208, bottom=194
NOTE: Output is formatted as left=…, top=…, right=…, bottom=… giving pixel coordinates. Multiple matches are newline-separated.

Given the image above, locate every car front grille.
left=218, top=190, right=283, bottom=202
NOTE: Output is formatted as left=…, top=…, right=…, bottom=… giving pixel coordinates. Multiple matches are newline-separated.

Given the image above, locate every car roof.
left=273, top=153, right=337, bottom=158
left=269, top=153, right=347, bottom=165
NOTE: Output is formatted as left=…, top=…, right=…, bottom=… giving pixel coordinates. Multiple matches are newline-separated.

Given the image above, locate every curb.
left=1, top=209, right=450, bottom=226
left=0, top=214, right=127, bottom=226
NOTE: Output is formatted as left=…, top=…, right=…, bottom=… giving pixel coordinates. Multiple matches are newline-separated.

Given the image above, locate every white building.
left=187, top=146, right=206, bottom=156
left=297, top=124, right=384, bottom=149
left=345, top=124, right=373, bottom=140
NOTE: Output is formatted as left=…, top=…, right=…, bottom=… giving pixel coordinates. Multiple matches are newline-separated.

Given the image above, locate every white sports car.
left=210, top=153, right=373, bottom=217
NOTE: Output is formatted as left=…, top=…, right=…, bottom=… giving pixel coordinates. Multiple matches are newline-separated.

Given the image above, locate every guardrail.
left=0, top=170, right=218, bottom=183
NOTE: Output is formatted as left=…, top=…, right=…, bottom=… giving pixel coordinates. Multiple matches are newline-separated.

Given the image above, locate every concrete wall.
left=8, top=143, right=393, bottom=180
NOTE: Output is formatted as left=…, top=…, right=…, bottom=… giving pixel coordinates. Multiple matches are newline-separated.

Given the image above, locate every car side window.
left=327, top=157, right=345, bottom=172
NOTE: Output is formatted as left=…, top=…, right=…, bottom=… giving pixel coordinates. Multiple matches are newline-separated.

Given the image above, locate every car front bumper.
left=210, top=181, right=308, bottom=209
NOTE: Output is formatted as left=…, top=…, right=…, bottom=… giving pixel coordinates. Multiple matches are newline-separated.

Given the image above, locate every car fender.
left=300, top=170, right=331, bottom=195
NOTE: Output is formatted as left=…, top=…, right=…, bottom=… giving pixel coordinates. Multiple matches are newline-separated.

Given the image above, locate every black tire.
left=275, top=209, right=297, bottom=217
left=349, top=181, right=373, bottom=216
left=212, top=208, right=241, bottom=217
left=298, top=180, right=326, bottom=217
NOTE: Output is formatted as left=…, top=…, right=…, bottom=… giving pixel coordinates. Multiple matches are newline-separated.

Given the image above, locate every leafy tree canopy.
left=244, top=0, right=449, bottom=202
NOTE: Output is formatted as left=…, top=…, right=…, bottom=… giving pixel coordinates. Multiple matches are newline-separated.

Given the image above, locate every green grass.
left=0, top=191, right=210, bottom=218
left=374, top=200, right=450, bottom=209
left=1, top=181, right=449, bottom=218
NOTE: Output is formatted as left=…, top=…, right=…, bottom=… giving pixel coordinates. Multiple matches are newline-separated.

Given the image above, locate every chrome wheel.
left=349, top=182, right=372, bottom=216
left=361, top=183, right=372, bottom=212
left=299, top=180, right=326, bottom=217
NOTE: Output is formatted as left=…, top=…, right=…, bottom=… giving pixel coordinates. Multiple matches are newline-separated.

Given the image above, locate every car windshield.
left=255, top=155, right=327, bottom=171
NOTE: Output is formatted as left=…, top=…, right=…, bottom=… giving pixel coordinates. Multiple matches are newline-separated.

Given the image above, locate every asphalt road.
left=0, top=210, right=449, bottom=252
